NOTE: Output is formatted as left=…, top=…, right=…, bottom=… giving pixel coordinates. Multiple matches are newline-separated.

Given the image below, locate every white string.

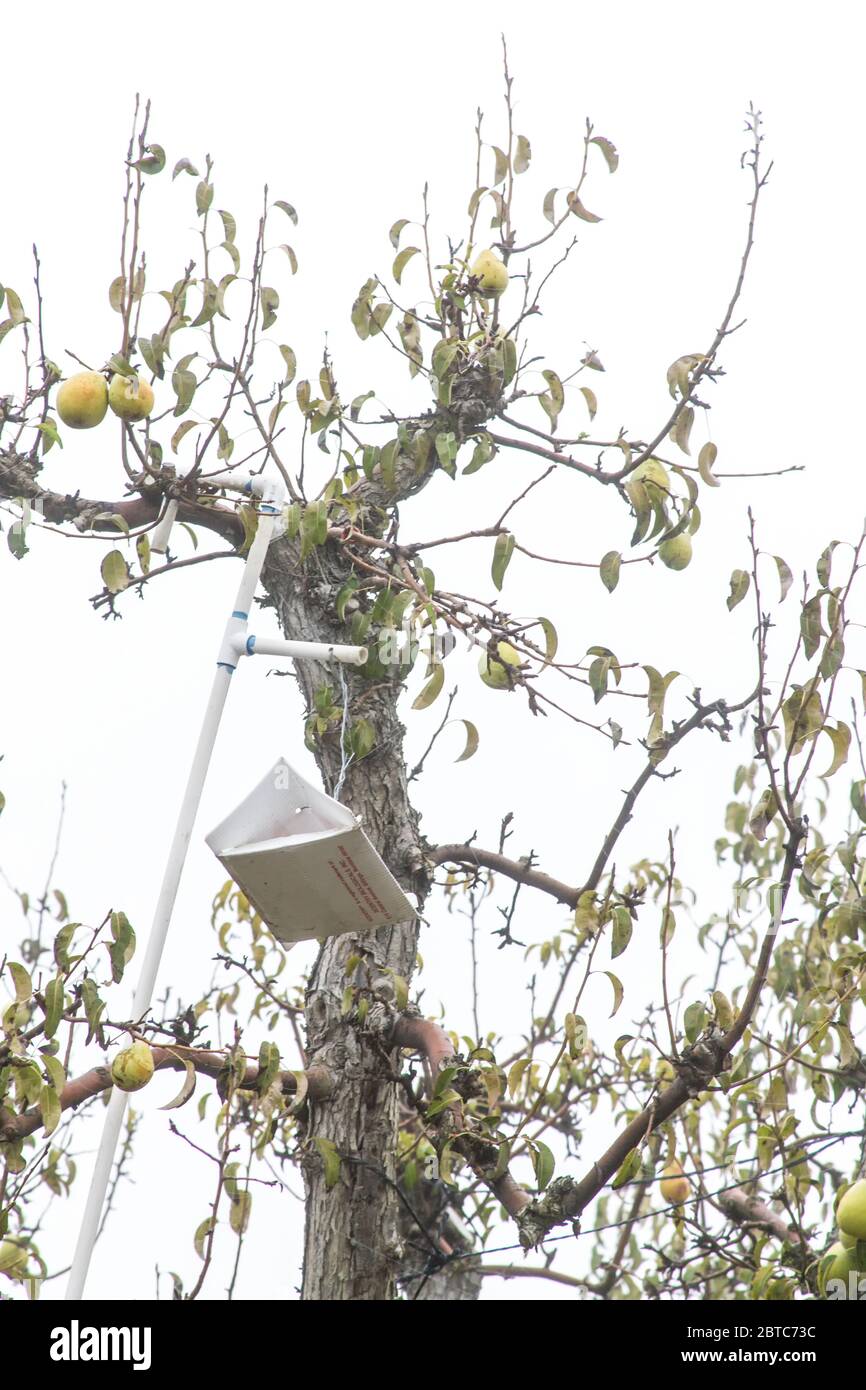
left=333, top=663, right=355, bottom=802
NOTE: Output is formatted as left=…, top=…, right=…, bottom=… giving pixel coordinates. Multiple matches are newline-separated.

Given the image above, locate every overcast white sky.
left=1, top=0, right=865, bottom=1302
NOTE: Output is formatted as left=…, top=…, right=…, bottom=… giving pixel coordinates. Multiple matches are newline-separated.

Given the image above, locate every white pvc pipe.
left=242, top=634, right=368, bottom=665
left=65, top=500, right=282, bottom=1300
left=149, top=498, right=179, bottom=555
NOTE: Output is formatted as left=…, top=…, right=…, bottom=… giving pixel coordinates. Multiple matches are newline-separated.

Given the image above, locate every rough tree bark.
left=262, top=502, right=428, bottom=1301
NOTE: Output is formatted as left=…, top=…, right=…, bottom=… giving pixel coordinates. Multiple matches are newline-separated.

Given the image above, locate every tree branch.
left=0, top=1046, right=332, bottom=1143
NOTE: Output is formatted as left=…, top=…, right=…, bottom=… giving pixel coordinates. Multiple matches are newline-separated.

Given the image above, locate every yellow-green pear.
left=479, top=641, right=521, bottom=690
left=631, top=458, right=670, bottom=499
left=822, top=1240, right=866, bottom=1291
left=837, top=1178, right=866, bottom=1241
left=110, top=1040, right=155, bottom=1093
left=0, top=1240, right=28, bottom=1278
left=658, top=534, right=693, bottom=571
left=660, top=1158, right=691, bottom=1205
left=470, top=249, right=509, bottom=298
left=56, top=371, right=109, bottom=429
left=109, top=372, right=155, bottom=423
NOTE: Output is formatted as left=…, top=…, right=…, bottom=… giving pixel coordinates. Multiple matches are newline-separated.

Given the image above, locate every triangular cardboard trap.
left=206, top=758, right=417, bottom=943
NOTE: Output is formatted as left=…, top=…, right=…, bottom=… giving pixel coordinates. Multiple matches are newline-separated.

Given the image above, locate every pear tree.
left=1, top=67, right=865, bottom=1303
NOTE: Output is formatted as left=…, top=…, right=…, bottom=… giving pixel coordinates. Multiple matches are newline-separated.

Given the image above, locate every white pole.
left=244, top=634, right=368, bottom=665
left=65, top=498, right=281, bottom=1300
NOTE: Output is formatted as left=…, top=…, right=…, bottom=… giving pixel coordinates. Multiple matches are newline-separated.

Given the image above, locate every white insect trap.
left=206, top=758, right=417, bottom=943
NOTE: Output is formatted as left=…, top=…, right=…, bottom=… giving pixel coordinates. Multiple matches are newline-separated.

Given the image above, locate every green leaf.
left=36, top=418, right=63, bottom=454
left=158, top=1058, right=197, bottom=1111
left=80, top=978, right=105, bottom=1045
left=800, top=596, right=825, bottom=660
left=537, top=617, right=558, bottom=663
left=603, top=971, right=624, bottom=1017
left=698, top=441, right=720, bottom=487
left=195, top=180, right=214, bottom=216
left=783, top=685, right=824, bottom=754
left=191, top=278, right=218, bottom=327
left=491, top=532, right=515, bottom=591
left=389, top=218, right=409, bottom=249
left=817, top=542, right=838, bottom=589
left=539, top=369, right=564, bottom=432
left=749, top=787, right=778, bottom=841
left=39, top=1086, right=62, bottom=1137
left=7, top=516, right=28, bottom=559
left=530, top=1140, right=555, bottom=1191
left=108, top=910, right=136, bottom=983
left=279, top=345, right=297, bottom=384
left=43, top=1054, right=66, bottom=1093
left=273, top=199, right=298, bottom=225
left=171, top=363, right=197, bottom=416
left=452, top=720, right=479, bottom=763
left=542, top=187, right=558, bottom=224
left=350, top=390, right=374, bottom=421
left=610, top=907, right=633, bottom=960
left=508, top=1058, right=531, bottom=1098
left=314, top=1136, right=341, bottom=1189
left=684, top=1001, right=708, bottom=1044
left=260, top=286, right=279, bottom=331
left=392, top=247, right=420, bottom=284
left=347, top=718, right=376, bottom=761
left=412, top=664, right=445, bottom=710
left=255, top=1040, right=281, bottom=1095
left=42, top=975, right=65, bottom=1039
left=426, top=1088, right=462, bottom=1118
left=774, top=556, right=793, bottom=603
left=579, top=385, right=597, bottom=420
left=431, top=339, right=459, bottom=381
left=672, top=405, right=694, bottom=455
left=600, top=550, right=621, bottom=593
left=172, top=157, right=199, bottom=180
left=463, top=432, right=495, bottom=475
left=278, top=244, right=298, bottom=275
left=588, top=656, right=610, bottom=704
left=100, top=550, right=129, bottom=594
left=491, top=145, right=509, bottom=185
left=611, top=1147, right=641, bottom=1189
left=726, top=569, right=750, bottom=611
left=8, top=962, right=32, bottom=1002
left=590, top=135, right=619, bottom=172
left=53, top=924, right=75, bottom=971
left=820, top=721, right=850, bottom=778
left=171, top=419, right=199, bottom=454
left=567, top=192, right=602, bottom=222
left=389, top=972, right=409, bottom=1011
left=132, top=143, right=165, bottom=175
left=108, top=275, right=126, bottom=313
left=229, top=1190, right=252, bottom=1236
left=513, top=135, right=532, bottom=174
left=194, top=1217, right=215, bottom=1260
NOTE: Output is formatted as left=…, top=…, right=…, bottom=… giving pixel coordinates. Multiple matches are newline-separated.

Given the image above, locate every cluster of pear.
left=630, top=458, right=693, bottom=571
left=56, top=370, right=155, bottom=430
left=823, top=1178, right=866, bottom=1289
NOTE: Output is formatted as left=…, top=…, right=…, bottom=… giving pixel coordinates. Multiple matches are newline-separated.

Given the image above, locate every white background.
left=1, top=0, right=864, bottom=1301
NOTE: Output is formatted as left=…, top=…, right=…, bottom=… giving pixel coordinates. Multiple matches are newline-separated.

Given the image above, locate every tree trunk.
left=262, top=532, right=428, bottom=1301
